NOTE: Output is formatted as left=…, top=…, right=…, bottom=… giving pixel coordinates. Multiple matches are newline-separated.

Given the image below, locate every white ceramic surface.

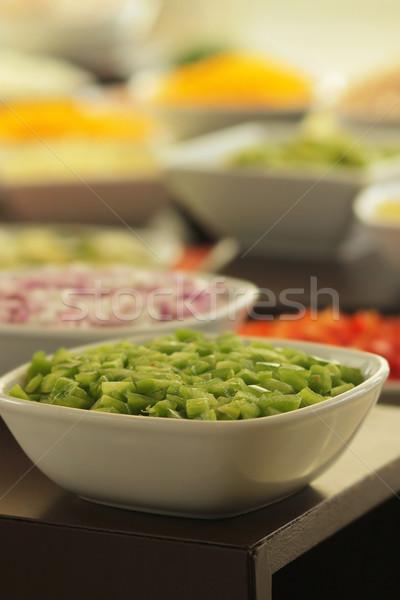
left=131, top=69, right=309, bottom=141
left=353, top=181, right=400, bottom=269
left=144, top=104, right=308, bottom=142
left=163, top=122, right=400, bottom=260
left=0, top=177, right=168, bottom=226
left=0, top=271, right=258, bottom=375
left=0, top=337, right=388, bottom=518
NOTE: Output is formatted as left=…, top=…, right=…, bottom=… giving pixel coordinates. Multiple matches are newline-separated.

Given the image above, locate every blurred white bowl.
left=0, top=337, right=388, bottom=518
left=0, top=49, right=94, bottom=100
left=131, top=69, right=309, bottom=141
left=0, top=268, right=258, bottom=374
left=141, top=103, right=307, bottom=142
left=354, top=181, right=400, bottom=269
left=163, top=121, right=400, bottom=260
left=0, top=223, right=184, bottom=269
left=0, top=177, right=168, bottom=226
left=0, top=1, right=162, bottom=80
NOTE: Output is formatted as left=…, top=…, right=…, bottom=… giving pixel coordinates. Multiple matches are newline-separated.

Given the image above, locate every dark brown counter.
left=1, top=404, right=400, bottom=599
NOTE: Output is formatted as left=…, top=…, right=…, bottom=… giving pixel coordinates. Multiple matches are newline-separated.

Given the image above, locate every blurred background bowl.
left=163, top=121, right=400, bottom=261
left=0, top=0, right=162, bottom=80
left=0, top=223, right=184, bottom=270
left=0, top=267, right=258, bottom=374
left=130, top=50, right=314, bottom=140
left=354, top=181, right=400, bottom=270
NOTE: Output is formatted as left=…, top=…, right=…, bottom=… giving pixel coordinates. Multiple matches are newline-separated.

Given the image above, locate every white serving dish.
left=0, top=177, right=168, bottom=226
left=353, top=181, right=400, bottom=269
left=131, top=69, right=309, bottom=141
left=0, top=1, right=161, bottom=80
left=142, top=104, right=308, bottom=142
left=0, top=223, right=183, bottom=270
left=0, top=337, right=388, bottom=518
left=0, top=270, right=258, bottom=375
left=162, top=122, right=400, bottom=260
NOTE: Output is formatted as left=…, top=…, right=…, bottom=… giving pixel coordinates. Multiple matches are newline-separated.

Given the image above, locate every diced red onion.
left=0, top=265, right=227, bottom=328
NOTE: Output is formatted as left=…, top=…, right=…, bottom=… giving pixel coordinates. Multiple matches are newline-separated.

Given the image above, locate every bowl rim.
left=0, top=268, right=259, bottom=337
left=162, top=121, right=400, bottom=184
left=0, top=335, right=389, bottom=430
left=130, top=67, right=312, bottom=116
left=354, top=181, right=400, bottom=230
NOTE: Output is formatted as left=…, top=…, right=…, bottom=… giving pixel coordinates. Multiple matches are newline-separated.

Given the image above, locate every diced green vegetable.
left=8, top=384, right=31, bottom=401
left=8, top=331, right=366, bottom=420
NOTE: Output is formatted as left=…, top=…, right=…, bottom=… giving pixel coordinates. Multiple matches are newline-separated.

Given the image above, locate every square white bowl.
left=0, top=336, right=388, bottom=518
left=162, top=122, right=400, bottom=261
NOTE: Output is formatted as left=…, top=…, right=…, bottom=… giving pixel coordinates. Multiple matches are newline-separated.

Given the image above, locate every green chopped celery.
left=298, top=387, right=327, bottom=407
left=330, top=383, right=355, bottom=396
left=101, top=368, right=133, bottom=380
left=25, top=373, right=44, bottom=394
left=258, top=394, right=301, bottom=415
left=285, top=350, right=314, bottom=368
left=91, top=395, right=129, bottom=414
left=247, top=384, right=271, bottom=397
left=168, top=351, right=199, bottom=368
left=26, top=351, right=52, bottom=379
left=215, top=360, right=242, bottom=372
left=101, top=381, right=135, bottom=396
left=52, top=394, right=93, bottom=409
left=211, top=367, right=235, bottom=380
left=259, top=378, right=294, bottom=394
left=136, top=378, right=173, bottom=400
left=50, top=377, right=79, bottom=400
left=41, top=373, right=61, bottom=393
left=126, top=391, right=152, bottom=414
left=8, top=384, right=31, bottom=401
left=237, top=368, right=260, bottom=384
left=51, top=348, right=73, bottom=365
left=240, top=402, right=261, bottom=419
left=147, top=399, right=178, bottom=418
left=309, top=365, right=332, bottom=394
left=174, top=329, right=205, bottom=343
left=185, top=397, right=212, bottom=419
left=233, top=390, right=262, bottom=403
left=255, top=361, right=280, bottom=373
left=74, top=371, right=100, bottom=385
left=278, top=367, right=309, bottom=393
left=217, top=399, right=245, bottom=420
left=181, top=359, right=211, bottom=375
left=339, top=365, right=364, bottom=386
left=14, top=331, right=365, bottom=420
left=203, top=378, right=245, bottom=398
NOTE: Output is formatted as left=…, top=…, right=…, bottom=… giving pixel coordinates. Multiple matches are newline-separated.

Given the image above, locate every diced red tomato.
left=238, top=309, right=400, bottom=380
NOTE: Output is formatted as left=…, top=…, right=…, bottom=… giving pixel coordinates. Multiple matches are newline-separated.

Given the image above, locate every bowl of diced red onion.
left=0, top=264, right=259, bottom=374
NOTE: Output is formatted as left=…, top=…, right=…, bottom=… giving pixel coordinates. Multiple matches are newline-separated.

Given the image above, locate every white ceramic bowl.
left=0, top=223, right=183, bottom=270
left=353, top=181, right=400, bottom=269
left=130, top=69, right=310, bottom=141
left=163, top=122, right=400, bottom=260
left=0, top=337, right=388, bottom=518
left=0, top=177, right=168, bottom=226
left=0, top=269, right=258, bottom=375
left=0, top=1, right=162, bottom=80
left=141, top=104, right=308, bottom=142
